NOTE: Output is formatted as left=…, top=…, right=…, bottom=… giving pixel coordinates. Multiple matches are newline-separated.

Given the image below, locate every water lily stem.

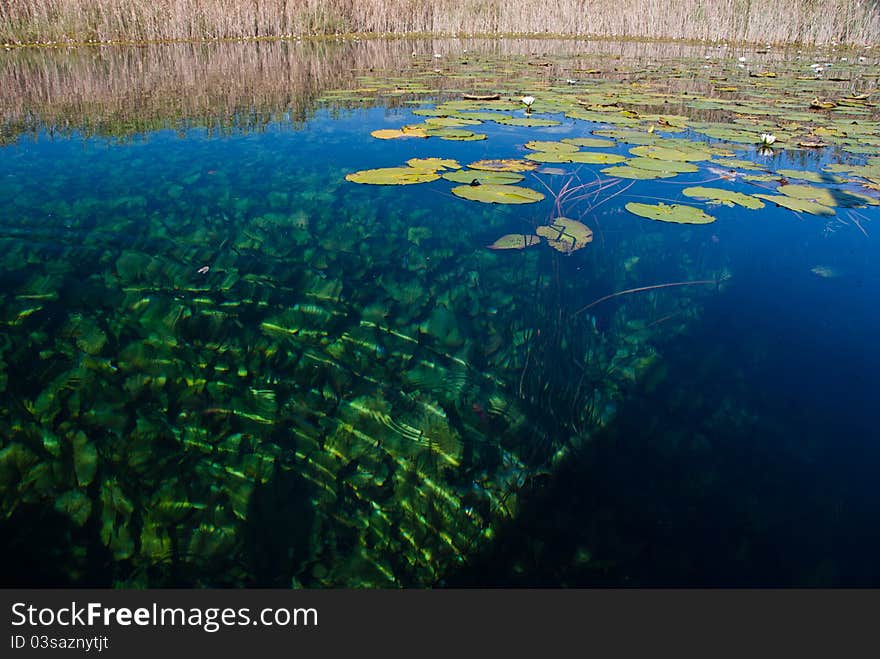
left=573, top=279, right=719, bottom=316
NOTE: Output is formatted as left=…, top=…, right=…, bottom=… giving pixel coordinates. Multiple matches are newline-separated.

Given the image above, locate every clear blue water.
left=1, top=40, right=879, bottom=586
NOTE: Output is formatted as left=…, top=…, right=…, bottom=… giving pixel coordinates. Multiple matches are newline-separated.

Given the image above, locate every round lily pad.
left=629, top=145, right=711, bottom=162
left=525, top=140, right=579, bottom=153
left=495, top=117, right=562, bottom=127
left=778, top=184, right=878, bottom=208
left=468, top=159, right=539, bottom=172
left=625, top=202, right=716, bottom=224
left=371, top=128, right=428, bottom=139
left=535, top=218, right=593, bottom=253
left=682, top=187, right=765, bottom=209
left=407, top=158, right=461, bottom=171
left=600, top=166, right=677, bottom=179
left=451, top=184, right=545, bottom=204
left=561, top=137, right=617, bottom=148
left=628, top=157, right=699, bottom=173
left=442, top=170, right=524, bottom=185
left=346, top=167, right=440, bottom=185
left=487, top=234, right=541, bottom=250
left=752, top=194, right=836, bottom=216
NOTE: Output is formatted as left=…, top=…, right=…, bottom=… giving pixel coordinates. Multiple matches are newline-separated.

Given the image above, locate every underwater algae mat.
left=1, top=41, right=879, bottom=586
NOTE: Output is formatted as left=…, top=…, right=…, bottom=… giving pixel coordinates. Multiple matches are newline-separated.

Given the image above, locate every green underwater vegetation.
left=0, top=37, right=879, bottom=587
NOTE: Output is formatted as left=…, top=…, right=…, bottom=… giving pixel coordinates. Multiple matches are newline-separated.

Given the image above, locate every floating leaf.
left=525, top=140, right=579, bottom=153
left=430, top=129, right=488, bottom=141
left=600, top=166, right=676, bottom=179
left=752, top=194, right=836, bottom=215
left=629, top=145, right=711, bottom=162
left=775, top=169, right=829, bottom=183
left=526, top=151, right=627, bottom=164
left=625, top=202, right=716, bottom=224
left=778, top=184, right=878, bottom=208
left=425, top=116, right=483, bottom=127
left=535, top=218, right=594, bottom=253
left=371, top=127, right=428, bottom=139
left=494, top=117, right=562, bottom=127
left=628, top=157, right=699, bottom=173
left=346, top=167, right=440, bottom=185
left=488, top=234, right=541, bottom=250
left=561, top=137, right=617, bottom=148
left=407, top=158, right=461, bottom=172
left=452, top=184, right=545, bottom=204
left=468, top=159, right=538, bottom=172
left=682, top=187, right=765, bottom=209
left=442, top=170, right=524, bottom=185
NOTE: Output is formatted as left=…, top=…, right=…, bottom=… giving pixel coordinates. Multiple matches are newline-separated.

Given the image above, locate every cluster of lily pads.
left=343, top=50, right=879, bottom=232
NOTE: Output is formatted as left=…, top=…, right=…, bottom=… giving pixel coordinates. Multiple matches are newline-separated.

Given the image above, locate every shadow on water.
left=447, top=270, right=880, bottom=587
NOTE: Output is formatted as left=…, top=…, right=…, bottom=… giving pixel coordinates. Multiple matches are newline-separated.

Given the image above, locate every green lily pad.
left=525, top=140, right=579, bottom=153
left=346, top=167, right=440, bottom=185
left=682, top=187, right=765, bottom=209
left=487, top=234, right=541, bottom=250
left=625, top=202, right=716, bottom=224
left=561, top=137, right=617, bottom=148
left=468, top=159, right=538, bottom=172
left=495, top=117, right=562, bottom=127
left=778, top=184, right=879, bottom=208
left=430, top=129, right=488, bottom=141
left=452, top=184, right=545, bottom=204
left=628, top=158, right=699, bottom=173
left=752, top=194, right=836, bottom=216
left=442, top=170, right=524, bottom=185
left=712, top=158, right=769, bottom=172
left=600, top=166, right=677, bottom=179
left=526, top=151, right=626, bottom=164
left=629, top=145, right=711, bottom=162
left=535, top=217, right=594, bottom=253
left=775, top=169, right=830, bottom=183
left=407, top=158, right=461, bottom=171
left=424, top=116, right=483, bottom=127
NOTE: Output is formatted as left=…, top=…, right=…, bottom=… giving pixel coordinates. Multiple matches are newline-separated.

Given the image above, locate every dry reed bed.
left=1, top=0, right=879, bottom=46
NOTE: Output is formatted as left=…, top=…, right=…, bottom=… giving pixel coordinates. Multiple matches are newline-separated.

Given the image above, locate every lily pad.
left=495, top=117, right=562, bottom=127
left=525, top=140, right=579, bottom=153
left=488, top=234, right=542, bottom=250
left=752, top=194, right=836, bottom=216
left=346, top=167, right=440, bottom=185
left=561, top=137, right=617, bottom=148
left=442, top=170, right=524, bottom=185
left=452, top=184, right=545, bottom=204
left=682, top=187, right=765, bottom=209
left=625, top=202, right=716, bottom=224
left=370, top=127, right=428, bottom=139
left=628, top=158, right=699, bottom=173
left=468, top=159, right=539, bottom=172
left=600, top=166, right=677, bottom=179
left=778, top=184, right=878, bottom=208
left=629, top=145, right=711, bottom=162
left=407, top=158, right=461, bottom=171
left=535, top=218, right=594, bottom=253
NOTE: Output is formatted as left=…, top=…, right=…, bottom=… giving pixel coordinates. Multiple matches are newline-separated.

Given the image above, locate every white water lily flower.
left=759, top=133, right=777, bottom=146
left=521, top=95, right=535, bottom=108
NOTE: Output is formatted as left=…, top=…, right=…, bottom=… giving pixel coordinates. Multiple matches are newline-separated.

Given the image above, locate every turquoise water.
left=1, top=40, right=879, bottom=586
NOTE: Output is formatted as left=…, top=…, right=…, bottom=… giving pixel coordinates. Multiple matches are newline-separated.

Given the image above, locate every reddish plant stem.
left=573, top=279, right=718, bottom=316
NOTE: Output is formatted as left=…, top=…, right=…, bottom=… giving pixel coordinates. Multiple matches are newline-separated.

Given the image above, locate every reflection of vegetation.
left=1, top=0, right=879, bottom=45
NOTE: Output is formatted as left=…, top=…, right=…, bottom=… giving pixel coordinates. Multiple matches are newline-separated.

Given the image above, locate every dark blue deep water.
left=1, top=39, right=879, bottom=586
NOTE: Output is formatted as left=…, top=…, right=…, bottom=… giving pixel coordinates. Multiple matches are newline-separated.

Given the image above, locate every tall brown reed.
left=1, top=0, right=878, bottom=46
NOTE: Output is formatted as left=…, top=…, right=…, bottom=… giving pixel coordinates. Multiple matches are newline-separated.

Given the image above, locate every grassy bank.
left=1, top=0, right=879, bottom=47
